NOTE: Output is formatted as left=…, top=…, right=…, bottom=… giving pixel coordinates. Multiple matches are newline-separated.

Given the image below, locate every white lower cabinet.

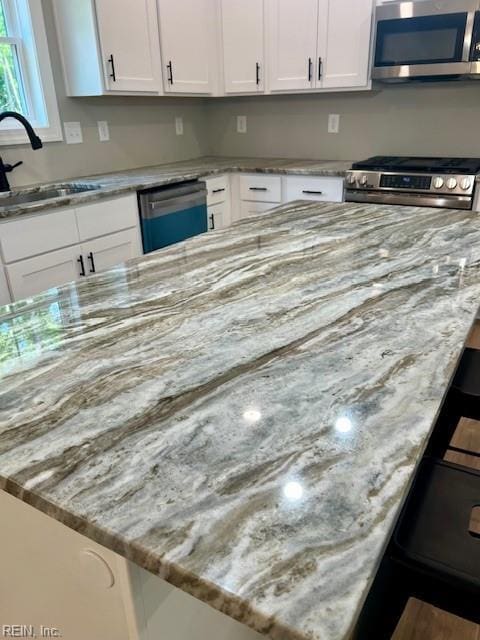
left=0, top=194, right=142, bottom=303
left=208, top=202, right=231, bottom=231
left=239, top=201, right=276, bottom=219
left=0, top=488, right=263, bottom=640
left=82, top=228, right=141, bottom=274
left=0, top=263, right=11, bottom=306
left=6, top=246, right=85, bottom=301
left=0, top=490, right=136, bottom=640
left=284, top=175, right=344, bottom=202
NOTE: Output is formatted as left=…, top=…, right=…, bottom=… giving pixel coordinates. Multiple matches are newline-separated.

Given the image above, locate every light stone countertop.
left=0, top=200, right=479, bottom=640
left=0, top=156, right=352, bottom=220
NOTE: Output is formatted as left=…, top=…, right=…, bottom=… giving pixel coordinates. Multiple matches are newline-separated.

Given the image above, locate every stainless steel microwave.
left=373, top=0, right=480, bottom=81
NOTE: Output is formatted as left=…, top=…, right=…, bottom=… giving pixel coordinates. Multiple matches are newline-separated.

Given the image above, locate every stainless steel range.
left=345, top=156, right=480, bottom=210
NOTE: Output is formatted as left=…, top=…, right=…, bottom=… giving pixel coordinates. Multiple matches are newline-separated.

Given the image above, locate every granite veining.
left=0, top=156, right=351, bottom=219
left=1, top=201, right=480, bottom=639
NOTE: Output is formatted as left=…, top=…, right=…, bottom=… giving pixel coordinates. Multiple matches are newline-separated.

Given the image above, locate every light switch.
left=97, top=121, right=110, bottom=142
left=175, top=117, right=184, bottom=135
left=64, top=121, right=83, bottom=144
left=328, top=114, right=340, bottom=134
left=237, top=115, right=247, bottom=134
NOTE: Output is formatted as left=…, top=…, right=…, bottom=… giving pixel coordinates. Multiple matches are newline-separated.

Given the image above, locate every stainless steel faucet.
left=0, top=111, right=43, bottom=191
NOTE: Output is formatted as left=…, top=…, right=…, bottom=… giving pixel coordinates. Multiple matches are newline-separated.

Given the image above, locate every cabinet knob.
left=80, top=549, right=115, bottom=589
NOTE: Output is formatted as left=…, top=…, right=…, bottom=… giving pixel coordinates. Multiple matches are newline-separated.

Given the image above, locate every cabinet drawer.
left=205, top=175, right=230, bottom=205
left=76, top=194, right=139, bottom=242
left=6, top=246, right=82, bottom=300
left=0, top=208, right=79, bottom=263
left=239, top=174, right=282, bottom=202
left=239, top=201, right=276, bottom=219
left=284, top=176, right=344, bottom=203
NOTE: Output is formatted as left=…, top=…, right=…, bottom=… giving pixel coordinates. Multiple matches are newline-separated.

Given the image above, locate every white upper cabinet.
left=95, top=0, right=162, bottom=92
left=157, top=0, right=216, bottom=94
left=221, top=0, right=265, bottom=93
left=317, top=0, right=373, bottom=89
left=266, top=0, right=319, bottom=91
left=53, top=0, right=162, bottom=95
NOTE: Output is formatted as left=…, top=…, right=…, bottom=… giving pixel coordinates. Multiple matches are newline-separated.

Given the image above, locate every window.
left=0, top=0, right=61, bottom=144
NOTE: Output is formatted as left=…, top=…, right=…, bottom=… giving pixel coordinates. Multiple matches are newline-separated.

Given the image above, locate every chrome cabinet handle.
left=77, top=255, right=86, bottom=277
left=87, top=252, right=96, bottom=273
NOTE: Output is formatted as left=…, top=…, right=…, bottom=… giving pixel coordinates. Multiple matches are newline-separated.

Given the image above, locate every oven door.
left=373, top=0, right=476, bottom=81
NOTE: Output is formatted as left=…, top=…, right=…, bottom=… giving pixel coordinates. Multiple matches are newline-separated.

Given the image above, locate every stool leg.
left=353, top=555, right=410, bottom=640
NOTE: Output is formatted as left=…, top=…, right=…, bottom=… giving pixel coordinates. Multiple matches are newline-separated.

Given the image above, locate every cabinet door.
left=221, top=0, right=264, bottom=93
left=266, top=0, right=318, bottom=91
left=0, top=490, right=135, bottom=640
left=95, top=0, right=162, bottom=93
left=6, top=246, right=83, bottom=301
left=83, top=228, right=141, bottom=276
left=0, top=266, right=11, bottom=307
left=239, top=201, right=276, bottom=220
left=158, top=0, right=214, bottom=94
left=207, top=203, right=231, bottom=231
left=317, top=0, right=373, bottom=89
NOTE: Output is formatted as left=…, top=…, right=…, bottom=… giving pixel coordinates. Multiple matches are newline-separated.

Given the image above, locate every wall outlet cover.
left=328, top=114, right=340, bottom=134
left=64, top=121, right=83, bottom=144
left=237, top=115, right=247, bottom=134
left=97, top=121, right=110, bottom=142
left=175, top=117, right=184, bottom=136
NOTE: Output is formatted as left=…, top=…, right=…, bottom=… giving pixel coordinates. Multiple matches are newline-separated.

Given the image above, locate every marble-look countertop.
left=0, top=156, right=351, bottom=219
left=1, top=201, right=479, bottom=640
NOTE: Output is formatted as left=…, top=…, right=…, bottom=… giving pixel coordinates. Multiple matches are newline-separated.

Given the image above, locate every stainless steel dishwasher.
left=138, top=180, right=208, bottom=253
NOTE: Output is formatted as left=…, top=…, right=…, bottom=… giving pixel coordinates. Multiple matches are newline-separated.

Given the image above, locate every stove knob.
left=446, top=177, right=457, bottom=190
left=460, top=177, right=472, bottom=191
left=346, top=173, right=356, bottom=185
left=433, top=176, right=444, bottom=189
left=360, top=175, right=368, bottom=186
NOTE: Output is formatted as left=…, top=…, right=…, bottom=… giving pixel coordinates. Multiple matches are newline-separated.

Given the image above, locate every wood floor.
left=392, top=320, right=480, bottom=640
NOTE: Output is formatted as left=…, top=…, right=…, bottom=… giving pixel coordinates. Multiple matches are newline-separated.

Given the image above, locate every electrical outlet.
left=64, top=122, right=83, bottom=144
left=97, top=121, right=110, bottom=142
left=175, top=116, right=184, bottom=135
left=328, top=114, right=340, bottom=134
left=237, top=115, right=247, bottom=134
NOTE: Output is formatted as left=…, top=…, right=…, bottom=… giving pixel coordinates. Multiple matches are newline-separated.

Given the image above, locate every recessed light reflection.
left=335, top=416, right=353, bottom=433
left=283, top=481, right=303, bottom=501
left=243, top=408, right=262, bottom=423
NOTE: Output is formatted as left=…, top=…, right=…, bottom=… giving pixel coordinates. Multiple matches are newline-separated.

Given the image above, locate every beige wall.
left=206, top=83, right=480, bottom=161
left=4, top=0, right=210, bottom=188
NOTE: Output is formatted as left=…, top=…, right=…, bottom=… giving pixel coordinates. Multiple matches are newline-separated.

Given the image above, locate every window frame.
left=0, top=0, right=62, bottom=145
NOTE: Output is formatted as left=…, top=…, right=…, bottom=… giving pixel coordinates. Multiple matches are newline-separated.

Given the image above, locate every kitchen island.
left=1, top=200, right=480, bottom=640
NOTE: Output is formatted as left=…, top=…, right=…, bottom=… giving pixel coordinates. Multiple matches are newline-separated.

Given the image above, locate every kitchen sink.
left=0, top=183, right=101, bottom=208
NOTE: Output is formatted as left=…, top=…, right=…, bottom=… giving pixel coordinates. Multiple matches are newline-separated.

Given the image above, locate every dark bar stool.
left=425, top=347, right=480, bottom=459
left=354, top=458, right=480, bottom=639
left=450, top=347, right=480, bottom=421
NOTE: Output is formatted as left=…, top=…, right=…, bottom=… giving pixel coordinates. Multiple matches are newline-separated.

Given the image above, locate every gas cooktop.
left=351, top=156, right=480, bottom=175
left=346, top=156, right=480, bottom=210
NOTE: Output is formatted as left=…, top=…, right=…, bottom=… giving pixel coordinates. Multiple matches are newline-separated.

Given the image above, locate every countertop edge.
left=0, top=475, right=309, bottom=640
left=0, top=158, right=350, bottom=220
